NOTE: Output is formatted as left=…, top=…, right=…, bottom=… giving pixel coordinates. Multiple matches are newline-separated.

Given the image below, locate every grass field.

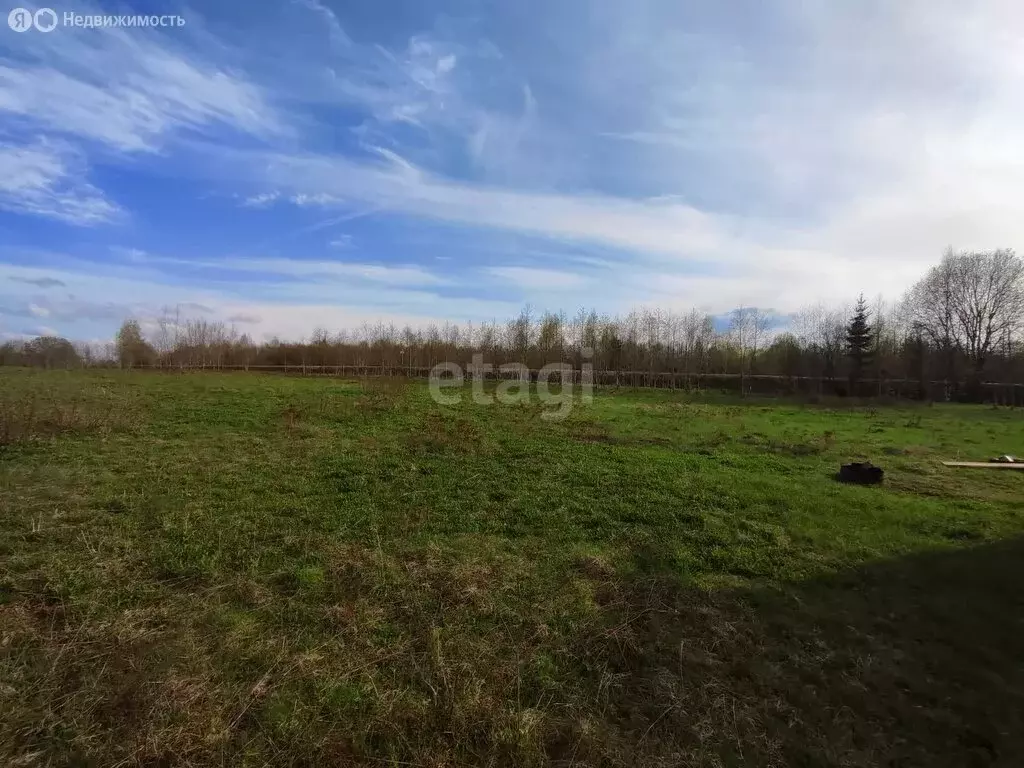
left=2, top=369, right=1023, bottom=767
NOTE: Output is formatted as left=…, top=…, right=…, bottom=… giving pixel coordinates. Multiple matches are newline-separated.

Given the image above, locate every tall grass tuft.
left=0, top=391, right=127, bottom=447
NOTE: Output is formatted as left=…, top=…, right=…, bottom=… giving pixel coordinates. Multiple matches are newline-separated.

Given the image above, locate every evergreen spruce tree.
left=845, top=294, right=873, bottom=384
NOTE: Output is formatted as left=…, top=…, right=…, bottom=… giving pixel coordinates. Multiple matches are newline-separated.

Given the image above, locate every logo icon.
left=8, top=6, right=57, bottom=31
left=33, top=7, right=57, bottom=31
left=8, top=7, right=32, bottom=31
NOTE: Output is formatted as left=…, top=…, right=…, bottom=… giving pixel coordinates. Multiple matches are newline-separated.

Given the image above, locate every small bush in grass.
left=357, top=376, right=411, bottom=411
left=0, top=392, right=127, bottom=447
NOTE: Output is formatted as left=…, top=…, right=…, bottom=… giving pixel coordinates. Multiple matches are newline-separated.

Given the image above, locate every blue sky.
left=1, top=0, right=1022, bottom=342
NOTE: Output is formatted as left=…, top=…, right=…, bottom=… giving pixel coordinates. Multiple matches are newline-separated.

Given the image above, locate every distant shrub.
left=0, top=385, right=137, bottom=448
left=357, top=375, right=411, bottom=411
left=406, top=412, right=490, bottom=456
left=2, top=396, right=95, bottom=446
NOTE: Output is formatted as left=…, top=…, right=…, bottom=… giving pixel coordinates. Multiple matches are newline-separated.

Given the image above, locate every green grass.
left=1, top=369, right=1023, bottom=766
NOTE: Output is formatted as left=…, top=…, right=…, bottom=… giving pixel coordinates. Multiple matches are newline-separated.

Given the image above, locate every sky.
left=1, top=0, right=1023, bottom=342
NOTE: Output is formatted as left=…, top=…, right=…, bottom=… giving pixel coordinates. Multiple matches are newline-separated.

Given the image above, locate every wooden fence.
left=122, top=364, right=1024, bottom=406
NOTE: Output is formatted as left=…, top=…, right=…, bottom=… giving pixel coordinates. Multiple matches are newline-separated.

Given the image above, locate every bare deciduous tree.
left=907, top=248, right=1024, bottom=378
left=793, top=303, right=847, bottom=380
left=730, top=307, right=773, bottom=375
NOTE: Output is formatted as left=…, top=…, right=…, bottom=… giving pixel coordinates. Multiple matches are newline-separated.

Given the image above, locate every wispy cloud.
left=9, top=275, right=66, bottom=289
left=294, top=0, right=351, bottom=50
left=178, top=302, right=215, bottom=314
left=226, top=312, right=263, bottom=324
left=330, top=33, right=463, bottom=128
left=217, top=147, right=773, bottom=277
left=181, top=0, right=1022, bottom=312
left=0, top=257, right=517, bottom=342
left=0, top=139, right=120, bottom=224
left=290, top=193, right=344, bottom=207
left=487, top=266, right=588, bottom=291
left=110, top=250, right=450, bottom=288
left=240, top=191, right=280, bottom=208
left=285, top=6, right=541, bottom=181
left=0, top=30, right=282, bottom=154
left=226, top=257, right=449, bottom=287
left=0, top=5, right=284, bottom=233
left=3, top=0, right=1024, bottom=338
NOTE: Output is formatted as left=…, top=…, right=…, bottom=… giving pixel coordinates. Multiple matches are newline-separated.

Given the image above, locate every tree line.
left=3, top=248, right=1023, bottom=399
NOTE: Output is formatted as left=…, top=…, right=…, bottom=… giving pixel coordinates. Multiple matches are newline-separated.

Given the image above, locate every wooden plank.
left=942, top=461, right=1024, bottom=470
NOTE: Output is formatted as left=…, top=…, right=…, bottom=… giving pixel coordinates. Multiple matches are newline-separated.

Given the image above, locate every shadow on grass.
left=5, top=538, right=1024, bottom=767
left=567, top=537, right=1024, bottom=766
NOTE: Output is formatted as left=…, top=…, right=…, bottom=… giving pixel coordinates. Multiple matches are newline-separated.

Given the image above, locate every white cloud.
left=294, top=21, right=539, bottom=180
left=0, top=140, right=119, bottom=224
left=436, top=54, right=457, bottom=75
left=290, top=193, right=344, bottom=207
left=225, top=257, right=449, bottom=287
left=9, top=275, right=66, bottom=288
left=241, top=191, right=280, bottom=208
left=294, top=0, right=352, bottom=50
left=204, top=131, right=1024, bottom=312
left=0, top=259, right=518, bottom=342
left=226, top=312, right=263, bottom=324
left=116, top=250, right=450, bottom=288
left=487, top=267, right=588, bottom=291
left=5, top=0, right=1024, bottom=325
left=0, top=7, right=284, bottom=229
left=0, top=14, right=283, bottom=154
left=189, top=0, right=1024, bottom=313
